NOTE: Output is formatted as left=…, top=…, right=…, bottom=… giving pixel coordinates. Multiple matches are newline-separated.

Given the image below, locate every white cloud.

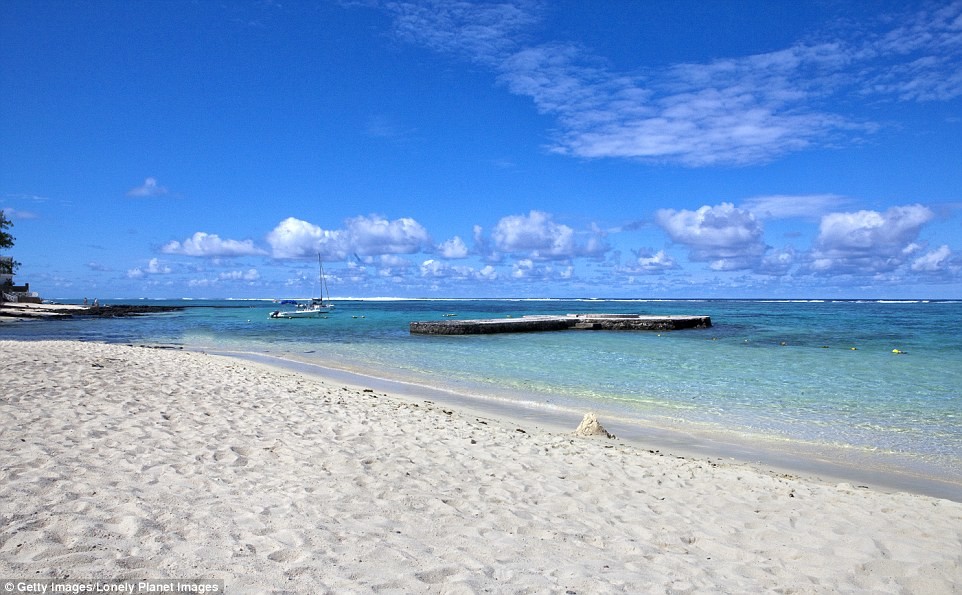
left=381, top=1, right=962, bottom=166
left=511, top=258, right=534, bottom=279
left=218, top=269, right=261, bottom=281
left=477, top=264, right=498, bottom=280
left=267, top=215, right=431, bottom=262
left=162, top=232, right=265, bottom=257
left=809, top=204, right=934, bottom=275
left=509, top=258, right=573, bottom=280
left=387, top=0, right=538, bottom=67
left=472, top=224, right=499, bottom=263
left=629, top=249, right=678, bottom=274
left=758, top=247, right=797, bottom=276
left=493, top=210, right=572, bottom=257
left=491, top=210, right=608, bottom=261
left=502, top=40, right=861, bottom=166
left=865, top=2, right=962, bottom=101
left=911, top=245, right=953, bottom=272
left=266, top=217, right=349, bottom=260
left=1, top=206, right=38, bottom=220
left=126, top=177, right=168, bottom=198
left=127, top=257, right=171, bottom=278
left=741, top=194, right=848, bottom=220
left=438, top=236, right=469, bottom=259
left=373, top=254, right=416, bottom=269
left=656, top=203, right=768, bottom=271
left=347, top=215, right=431, bottom=256
left=420, top=258, right=479, bottom=280
left=145, top=258, right=171, bottom=274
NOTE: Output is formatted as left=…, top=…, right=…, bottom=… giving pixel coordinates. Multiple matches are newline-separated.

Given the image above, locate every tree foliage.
left=1, top=210, right=19, bottom=277
left=0, top=210, right=14, bottom=250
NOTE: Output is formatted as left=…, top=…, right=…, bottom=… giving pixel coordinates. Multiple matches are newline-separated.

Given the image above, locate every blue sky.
left=2, top=0, right=961, bottom=299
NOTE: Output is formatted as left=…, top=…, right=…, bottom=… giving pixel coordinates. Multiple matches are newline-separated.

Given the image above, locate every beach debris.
left=575, top=412, right=615, bottom=439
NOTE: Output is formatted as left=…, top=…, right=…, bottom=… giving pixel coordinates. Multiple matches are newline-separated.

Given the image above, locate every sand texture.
left=1, top=340, right=961, bottom=593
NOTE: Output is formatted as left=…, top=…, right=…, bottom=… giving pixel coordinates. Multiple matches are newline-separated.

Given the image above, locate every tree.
left=0, top=210, right=19, bottom=277
left=0, top=209, right=14, bottom=250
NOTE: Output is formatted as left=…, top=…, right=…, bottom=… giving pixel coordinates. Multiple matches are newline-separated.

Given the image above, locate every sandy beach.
left=1, top=340, right=961, bottom=593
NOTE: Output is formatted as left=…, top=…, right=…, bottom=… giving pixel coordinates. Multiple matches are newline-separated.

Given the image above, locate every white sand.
left=1, top=340, right=961, bottom=593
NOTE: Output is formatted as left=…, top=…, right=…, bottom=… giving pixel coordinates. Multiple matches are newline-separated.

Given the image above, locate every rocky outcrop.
left=1, top=304, right=184, bottom=320
left=63, top=305, right=185, bottom=317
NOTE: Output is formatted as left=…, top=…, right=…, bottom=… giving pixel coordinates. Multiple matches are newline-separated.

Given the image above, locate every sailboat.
left=269, top=255, right=334, bottom=319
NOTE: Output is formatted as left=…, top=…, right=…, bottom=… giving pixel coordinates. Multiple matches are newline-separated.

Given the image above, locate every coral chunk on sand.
left=575, top=412, right=614, bottom=439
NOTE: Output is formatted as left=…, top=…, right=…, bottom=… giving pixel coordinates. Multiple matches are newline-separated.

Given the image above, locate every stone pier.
left=409, top=313, right=711, bottom=335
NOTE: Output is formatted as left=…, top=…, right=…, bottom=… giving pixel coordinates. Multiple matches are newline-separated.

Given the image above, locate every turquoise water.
left=6, top=298, right=961, bottom=492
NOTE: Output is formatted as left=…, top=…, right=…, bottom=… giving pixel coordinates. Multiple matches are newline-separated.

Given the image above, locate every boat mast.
left=318, top=253, right=331, bottom=305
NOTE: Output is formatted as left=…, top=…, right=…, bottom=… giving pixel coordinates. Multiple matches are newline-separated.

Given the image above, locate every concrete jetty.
left=410, top=313, right=711, bottom=335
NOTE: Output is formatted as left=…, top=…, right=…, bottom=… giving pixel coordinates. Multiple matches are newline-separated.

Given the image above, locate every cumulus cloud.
left=911, top=245, right=954, bottom=273
left=491, top=210, right=609, bottom=261
left=266, top=215, right=431, bottom=261
left=472, top=224, right=499, bottom=263
left=266, top=217, right=349, bottom=260
left=656, top=203, right=768, bottom=271
left=628, top=249, right=678, bottom=274
left=419, top=259, right=505, bottom=282
left=127, top=257, right=171, bottom=278
left=162, top=232, right=266, bottom=257
left=347, top=215, right=431, bottom=256
left=126, top=177, right=168, bottom=198
left=477, top=264, right=499, bottom=280
left=420, top=259, right=480, bottom=279
left=809, top=204, right=934, bottom=275
left=510, top=258, right=573, bottom=280
left=758, top=247, right=797, bottom=276
left=438, top=236, right=469, bottom=259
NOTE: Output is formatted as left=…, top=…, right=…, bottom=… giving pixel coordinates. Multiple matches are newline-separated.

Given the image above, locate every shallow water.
left=7, top=298, right=961, bottom=492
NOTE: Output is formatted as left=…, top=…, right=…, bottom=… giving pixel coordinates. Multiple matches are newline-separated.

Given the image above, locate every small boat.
left=269, top=255, right=334, bottom=319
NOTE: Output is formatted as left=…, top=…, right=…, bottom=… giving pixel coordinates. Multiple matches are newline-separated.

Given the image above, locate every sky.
left=2, top=0, right=961, bottom=299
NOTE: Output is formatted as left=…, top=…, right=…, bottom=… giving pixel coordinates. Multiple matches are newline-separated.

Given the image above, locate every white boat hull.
left=269, top=255, right=335, bottom=320
left=269, top=305, right=333, bottom=319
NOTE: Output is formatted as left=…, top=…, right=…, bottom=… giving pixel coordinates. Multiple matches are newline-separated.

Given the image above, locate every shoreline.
left=0, top=302, right=184, bottom=320
left=214, top=348, right=962, bottom=503
left=3, top=339, right=962, bottom=591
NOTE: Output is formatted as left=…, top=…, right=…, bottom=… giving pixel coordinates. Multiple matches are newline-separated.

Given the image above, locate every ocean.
left=5, top=298, right=961, bottom=498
